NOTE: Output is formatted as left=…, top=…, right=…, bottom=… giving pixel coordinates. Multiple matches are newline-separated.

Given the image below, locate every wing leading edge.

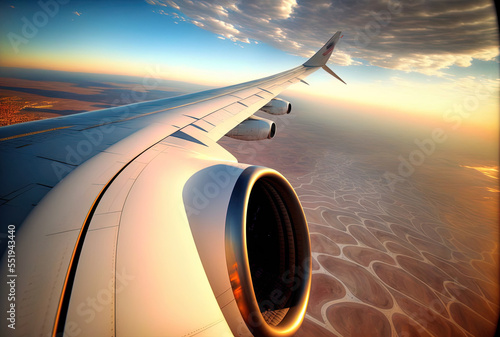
left=0, top=31, right=344, bottom=337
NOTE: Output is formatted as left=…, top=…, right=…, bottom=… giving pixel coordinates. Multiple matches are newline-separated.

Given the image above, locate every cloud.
left=146, top=0, right=499, bottom=75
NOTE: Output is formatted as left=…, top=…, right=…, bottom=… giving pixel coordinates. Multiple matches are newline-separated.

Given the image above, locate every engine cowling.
left=184, top=164, right=311, bottom=337
left=225, top=116, right=276, bottom=141
left=259, top=98, right=291, bottom=115
left=63, top=139, right=311, bottom=336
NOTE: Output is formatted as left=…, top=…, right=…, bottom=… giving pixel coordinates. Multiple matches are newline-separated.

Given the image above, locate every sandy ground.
left=220, top=110, right=499, bottom=337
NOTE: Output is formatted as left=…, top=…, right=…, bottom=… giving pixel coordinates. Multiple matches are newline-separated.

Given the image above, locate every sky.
left=0, top=0, right=499, bottom=144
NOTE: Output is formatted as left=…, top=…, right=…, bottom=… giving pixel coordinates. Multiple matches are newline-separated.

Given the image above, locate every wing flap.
left=193, top=119, right=215, bottom=132
left=239, top=95, right=264, bottom=107
left=228, top=86, right=264, bottom=99
left=222, top=102, right=248, bottom=115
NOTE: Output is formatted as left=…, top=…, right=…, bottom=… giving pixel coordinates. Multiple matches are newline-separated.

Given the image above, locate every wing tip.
left=303, top=31, right=342, bottom=67
left=322, top=65, right=346, bottom=85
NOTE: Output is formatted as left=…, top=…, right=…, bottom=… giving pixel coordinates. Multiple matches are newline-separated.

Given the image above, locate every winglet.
left=303, top=31, right=342, bottom=67
left=322, top=65, right=346, bottom=85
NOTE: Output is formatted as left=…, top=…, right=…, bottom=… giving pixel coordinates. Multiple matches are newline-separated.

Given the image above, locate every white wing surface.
left=0, top=32, right=344, bottom=337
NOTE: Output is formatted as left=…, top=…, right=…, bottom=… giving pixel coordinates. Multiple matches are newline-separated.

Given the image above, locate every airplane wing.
left=0, top=31, right=344, bottom=337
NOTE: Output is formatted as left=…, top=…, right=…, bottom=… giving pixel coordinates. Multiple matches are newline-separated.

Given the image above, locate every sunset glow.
left=462, top=165, right=499, bottom=180
left=1, top=0, right=498, bottom=140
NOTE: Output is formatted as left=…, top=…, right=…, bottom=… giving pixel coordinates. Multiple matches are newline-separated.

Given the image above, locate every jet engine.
left=259, top=98, right=291, bottom=115
left=225, top=116, right=276, bottom=141
left=184, top=164, right=311, bottom=337
left=55, top=144, right=311, bottom=337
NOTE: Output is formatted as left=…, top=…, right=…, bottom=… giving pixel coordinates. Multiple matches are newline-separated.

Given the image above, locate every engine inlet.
left=225, top=166, right=311, bottom=337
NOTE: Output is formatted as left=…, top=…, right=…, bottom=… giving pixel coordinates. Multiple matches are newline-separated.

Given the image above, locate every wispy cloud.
left=146, top=0, right=498, bottom=75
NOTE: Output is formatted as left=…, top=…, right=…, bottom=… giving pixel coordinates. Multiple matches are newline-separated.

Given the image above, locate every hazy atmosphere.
left=1, top=0, right=499, bottom=336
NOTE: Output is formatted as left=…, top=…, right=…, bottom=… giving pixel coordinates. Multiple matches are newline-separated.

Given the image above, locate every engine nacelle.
left=184, top=164, right=311, bottom=337
left=225, top=116, right=276, bottom=141
left=69, top=139, right=312, bottom=336
left=259, top=98, right=291, bottom=115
